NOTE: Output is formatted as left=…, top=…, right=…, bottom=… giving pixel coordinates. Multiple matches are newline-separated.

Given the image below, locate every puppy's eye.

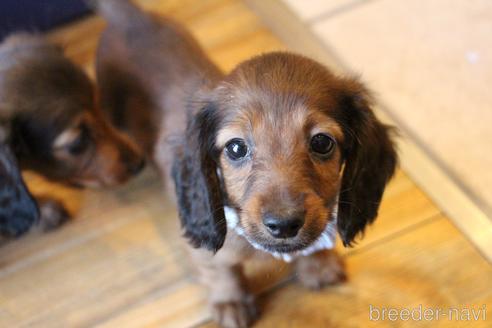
left=68, top=125, right=90, bottom=155
left=225, top=138, right=249, bottom=161
left=310, top=133, right=335, bottom=157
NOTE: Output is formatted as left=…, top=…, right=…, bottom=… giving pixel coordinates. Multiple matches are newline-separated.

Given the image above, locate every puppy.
left=95, top=1, right=397, bottom=327
left=0, top=33, right=145, bottom=236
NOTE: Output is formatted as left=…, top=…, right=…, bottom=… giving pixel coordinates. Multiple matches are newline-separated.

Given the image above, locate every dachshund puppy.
left=0, top=33, right=145, bottom=236
left=95, top=1, right=397, bottom=327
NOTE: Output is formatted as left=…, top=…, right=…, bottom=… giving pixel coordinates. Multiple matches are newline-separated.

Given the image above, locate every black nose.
left=120, top=146, right=145, bottom=176
left=262, top=214, right=304, bottom=239
left=126, top=158, right=145, bottom=175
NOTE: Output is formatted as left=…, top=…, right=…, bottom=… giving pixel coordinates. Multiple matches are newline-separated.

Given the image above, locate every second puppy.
left=0, top=33, right=145, bottom=236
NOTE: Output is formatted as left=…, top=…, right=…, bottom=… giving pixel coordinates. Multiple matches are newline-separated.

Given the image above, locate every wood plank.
left=282, top=0, right=357, bottom=22
left=339, top=170, right=440, bottom=254
left=0, top=187, right=187, bottom=325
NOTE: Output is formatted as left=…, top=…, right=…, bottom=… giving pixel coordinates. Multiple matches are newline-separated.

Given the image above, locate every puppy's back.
left=0, top=34, right=58, bottom=119
left=92, top=0, right=153, bottom=33
left=0, top=33, right=93, bottom=119
left=0, top=34, right=60, bottom=71
left=94, top=0, right=222, bottom=157
left=94, top=0, right=220, bottom=80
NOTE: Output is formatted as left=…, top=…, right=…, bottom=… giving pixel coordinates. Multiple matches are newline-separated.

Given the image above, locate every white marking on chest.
left=224, top=205, right=337, bottom=263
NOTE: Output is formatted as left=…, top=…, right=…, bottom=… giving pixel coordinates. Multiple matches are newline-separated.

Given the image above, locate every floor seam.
left=0, top=214, right=145, bottom=279
left=342, top=213, right=442, bottom=257
left=307, top=0, right=380, bottom=25
left=93, top=277, right=198, bottom=328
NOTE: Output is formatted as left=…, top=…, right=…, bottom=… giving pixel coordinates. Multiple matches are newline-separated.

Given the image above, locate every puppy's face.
left=14, top=105, right=144, bottom=188
left=3, top=37, right=145, bottom=188
left=50, top=110, right=145, bottom=188
left=216, top=99, right=343, bottom=253
left=174, top=52, right=397, bottom=253
left=3, top=46, right=143, bottom=187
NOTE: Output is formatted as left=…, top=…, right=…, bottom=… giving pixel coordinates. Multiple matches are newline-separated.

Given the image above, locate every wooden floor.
left=1, top=0, right=491, bottom=327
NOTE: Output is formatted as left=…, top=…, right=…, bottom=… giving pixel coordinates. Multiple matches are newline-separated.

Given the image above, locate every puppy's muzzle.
left=262, top=213, right=305, bottom=239
left=119, top=147, right=146, bottom=176
left=126, top=157, right=146, bottom=176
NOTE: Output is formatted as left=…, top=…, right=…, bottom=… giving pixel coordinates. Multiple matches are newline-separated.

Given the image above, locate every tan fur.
left=217, top=101, right=343, bottom=247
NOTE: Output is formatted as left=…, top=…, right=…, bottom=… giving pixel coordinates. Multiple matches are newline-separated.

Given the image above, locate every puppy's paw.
left=295, top=249, right=347, bottom=290
left=36, top=198, right=70, bottom=232
left=212, top=295, right=258, bottom=328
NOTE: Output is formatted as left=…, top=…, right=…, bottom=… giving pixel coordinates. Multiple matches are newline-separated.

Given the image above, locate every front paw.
left=295, top=249, right=347, bottom=290
left=212, top=295, right=258, bottom=328
left=36, top=198, right=70, bottom=232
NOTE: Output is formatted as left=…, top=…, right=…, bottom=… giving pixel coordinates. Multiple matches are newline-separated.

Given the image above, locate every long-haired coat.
left=0, top=33, right=145, bottom=238
left=95, top=1, right=397, bottom=327
left=0, top=139, right=38, bottom=239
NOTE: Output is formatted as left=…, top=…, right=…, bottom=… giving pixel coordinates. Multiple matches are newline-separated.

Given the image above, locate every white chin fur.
left=224, top=204, right=338, bottom=263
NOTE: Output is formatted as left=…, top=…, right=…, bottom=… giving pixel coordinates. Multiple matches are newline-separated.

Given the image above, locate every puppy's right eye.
left=225, top=138, right=249, bottom=161
left=310, top=133, right=335, bottom=158
left=68, top=125, right=90, bottom=155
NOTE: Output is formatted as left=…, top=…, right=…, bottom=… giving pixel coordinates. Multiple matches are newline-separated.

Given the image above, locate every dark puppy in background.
left=0, top=33, right=145, bottom=237
left=0, top=124, right=38, bottom=239
left=95, top=1, right=397, bottom=327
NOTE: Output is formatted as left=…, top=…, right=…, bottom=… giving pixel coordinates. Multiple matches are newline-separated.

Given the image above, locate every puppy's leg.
left=295, top=249, right=347, bottom=290
left=208, top=264, right=257, bottom=328
left=190, top=248, right=257, bottom=328
left=34, top=198, right=70, bottom=232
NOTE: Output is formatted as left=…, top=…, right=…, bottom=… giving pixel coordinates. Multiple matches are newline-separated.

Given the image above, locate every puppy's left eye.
left=310, top=133, right=335, bottom=157
left=225, top=138, right=249, bottom=161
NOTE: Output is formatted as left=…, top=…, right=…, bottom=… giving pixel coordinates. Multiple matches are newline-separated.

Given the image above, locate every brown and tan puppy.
left=0, top=33, right=145, bottom=235
left=95, top=1, right=397, bottom=327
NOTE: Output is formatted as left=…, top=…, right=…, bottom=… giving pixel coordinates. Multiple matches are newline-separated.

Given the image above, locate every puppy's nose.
left=127, top=158, right=145, bottom=175
left=262, top=214, right=304, bottom=239
left=120, top=147, right=145, bottom=176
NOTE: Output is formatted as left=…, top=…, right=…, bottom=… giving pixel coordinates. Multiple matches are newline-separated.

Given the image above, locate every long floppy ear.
left=171, top=103, right=226, bottom=252
left=0, top=143, right=39, bottom=238
left=335, top=81, right=397, bottom=246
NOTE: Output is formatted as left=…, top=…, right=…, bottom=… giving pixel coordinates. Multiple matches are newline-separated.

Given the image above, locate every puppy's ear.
left=335, top=81, right=397, bottom=246
left=172, top=103, right=226, bottom=252
left=0, top=143, right=39, bottom=238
